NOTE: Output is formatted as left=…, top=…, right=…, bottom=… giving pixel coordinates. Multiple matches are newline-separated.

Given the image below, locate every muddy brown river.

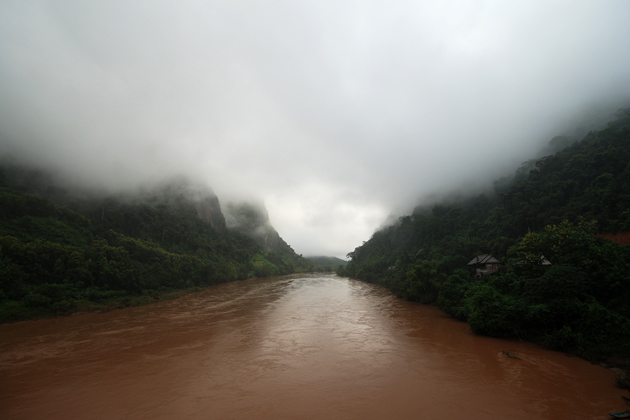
left=0, top=273, right=627, bottom=419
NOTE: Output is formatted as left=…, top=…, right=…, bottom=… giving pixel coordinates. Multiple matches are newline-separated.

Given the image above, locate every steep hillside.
left=340, top=108, right=630, bottom=365
left=224, top=201, right=292, bottom=253
left=0, top=171, right=313, bottom=321
left=223, top=200, right=315, bottom=276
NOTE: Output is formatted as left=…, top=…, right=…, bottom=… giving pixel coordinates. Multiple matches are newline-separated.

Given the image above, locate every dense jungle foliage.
left=0, top=175, right=315, bottom=321
left=339, top=108, right=630, bottom=362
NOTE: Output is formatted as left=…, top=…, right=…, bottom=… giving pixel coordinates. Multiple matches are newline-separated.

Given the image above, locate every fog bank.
left=1, top=1, right=629, bottom=257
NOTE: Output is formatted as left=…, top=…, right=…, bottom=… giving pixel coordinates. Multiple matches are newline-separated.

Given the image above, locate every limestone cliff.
left=194, top=195, right=226, bottom=233
left=144, top=176, right=227, bottom=233
left=223, top=201, right=294, bottom=254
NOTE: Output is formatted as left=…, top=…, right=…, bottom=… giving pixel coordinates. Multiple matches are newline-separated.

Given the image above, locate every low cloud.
left=1, top=0, right=629, bottom=258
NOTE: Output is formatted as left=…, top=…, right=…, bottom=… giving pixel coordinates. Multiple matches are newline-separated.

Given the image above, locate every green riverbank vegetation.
left=339, top=108, right=630, bottom=370
left=0, top=174, right=315, bottom=322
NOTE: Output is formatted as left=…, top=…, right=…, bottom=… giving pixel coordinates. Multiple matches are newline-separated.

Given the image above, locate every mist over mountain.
left=340, top=110, right=630, bottom=369
left=2, top=1, right=630, bottom=381
left=1, top=1, right=630, bottom=258
left=0, top=163, right=318, bottom=320
left=224, top=201, right=296, bottom=255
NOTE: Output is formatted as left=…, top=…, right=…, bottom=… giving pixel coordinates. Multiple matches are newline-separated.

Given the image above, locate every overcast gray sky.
left=1, top=1, right=630, bottom=258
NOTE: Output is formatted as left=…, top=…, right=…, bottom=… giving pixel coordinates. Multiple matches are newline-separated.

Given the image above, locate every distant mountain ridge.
left=306, top=256, right=348, bottom=271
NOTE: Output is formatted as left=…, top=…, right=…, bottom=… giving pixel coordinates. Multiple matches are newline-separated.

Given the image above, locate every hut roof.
left=467, top=254, right=500, bottom=266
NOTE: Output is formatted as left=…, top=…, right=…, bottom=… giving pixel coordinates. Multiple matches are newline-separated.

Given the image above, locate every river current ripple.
left=0, top=273, right=626, bottom=419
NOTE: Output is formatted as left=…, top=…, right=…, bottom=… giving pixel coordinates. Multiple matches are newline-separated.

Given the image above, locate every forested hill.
left=0, top=170, right=314, bottom=321
left=224, top=201, right=296, bottom=255
left=306, top=256, right=348, bottom=271
left=340, top=108, right=630, bottom=366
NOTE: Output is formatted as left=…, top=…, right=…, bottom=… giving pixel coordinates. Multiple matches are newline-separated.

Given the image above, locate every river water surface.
left=0, top=273, right=627, bottom=419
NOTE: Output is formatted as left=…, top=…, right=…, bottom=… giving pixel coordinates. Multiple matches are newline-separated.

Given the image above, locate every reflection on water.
left=0, top=273, right=626, bottom=419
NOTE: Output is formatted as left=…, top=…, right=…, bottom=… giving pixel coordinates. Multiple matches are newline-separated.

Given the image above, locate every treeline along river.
left=0, top=274, right=626, bottom=419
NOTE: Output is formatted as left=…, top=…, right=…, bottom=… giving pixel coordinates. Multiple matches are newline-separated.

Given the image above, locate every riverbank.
left=0, top=272, right=334, bottom=324
left=0, top=286, right=208, bottom=323
left=339, top=268, right=630, bottom=392
left=603, top=357, right=630, bottom=391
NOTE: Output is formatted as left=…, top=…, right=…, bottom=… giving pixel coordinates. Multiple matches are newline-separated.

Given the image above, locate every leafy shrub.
left=22, top=293, right=51, bottom=308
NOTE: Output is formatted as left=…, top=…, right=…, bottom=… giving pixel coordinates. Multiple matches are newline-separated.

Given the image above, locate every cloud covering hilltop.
left=1, top=1, right=630, bottom=258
